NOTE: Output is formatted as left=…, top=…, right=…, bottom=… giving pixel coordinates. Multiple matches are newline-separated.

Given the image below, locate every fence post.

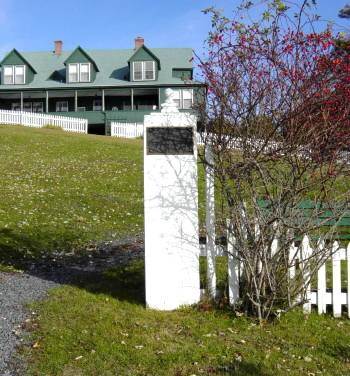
left=205, top=143, right=216, bottom=299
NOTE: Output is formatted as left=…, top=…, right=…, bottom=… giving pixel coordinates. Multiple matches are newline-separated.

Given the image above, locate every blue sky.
left=0, top=0, right=349, bottom=58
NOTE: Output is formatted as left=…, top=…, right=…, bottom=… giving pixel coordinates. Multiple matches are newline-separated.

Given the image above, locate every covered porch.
left=0, top=88, right=160, bottom=115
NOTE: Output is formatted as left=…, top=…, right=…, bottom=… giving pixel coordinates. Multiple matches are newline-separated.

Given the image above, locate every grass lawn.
left=1, top=125, right=350, bottom=375
left=26, top=260, right=350, bottom=376
left=0, top=125, right=143, bottom=265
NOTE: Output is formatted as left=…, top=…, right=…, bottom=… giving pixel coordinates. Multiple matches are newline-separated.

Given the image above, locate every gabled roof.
left=0, top=49, right=37, bottom=73
left=0, top=48, right=199, bottom=90
left=128, top=45, right=161, bottom=69
left=64, top=46, right=99, bottom=72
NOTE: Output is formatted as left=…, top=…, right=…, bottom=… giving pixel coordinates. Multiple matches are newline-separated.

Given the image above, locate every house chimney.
left=54, top=40, right=63, bottom=56
left=134, top=36, right=144, bottom=50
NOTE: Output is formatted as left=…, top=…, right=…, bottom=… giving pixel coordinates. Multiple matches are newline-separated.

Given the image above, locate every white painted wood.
left=227, top=220, right=239, bottom=304
left=144, top=90, right=200, bottom=310
left=205, top=143, right=216, bottom=299
left=288, top=243, right=297, bottom=280
left=332, top=241, right=342, bottom=318
left=271, top=235, right=278, bottom=257
left=0, top=109, right=87, bottom=133
left=301, top=235, right=312, bottom=314
left=347, top=243, right=350, bottom=319
left=317, top=241, right=327, bottom=314
left=111, top=122, right=144, bottom=138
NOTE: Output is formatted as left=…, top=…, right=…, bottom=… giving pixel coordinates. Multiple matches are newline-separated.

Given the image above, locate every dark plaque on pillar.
left=147, top=127, right=194, bottom=155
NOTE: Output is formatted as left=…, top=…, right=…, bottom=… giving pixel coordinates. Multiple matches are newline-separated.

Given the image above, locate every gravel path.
left=0, top=272, right=58, bottom=376
left=0, top=238, right=144, bottom=376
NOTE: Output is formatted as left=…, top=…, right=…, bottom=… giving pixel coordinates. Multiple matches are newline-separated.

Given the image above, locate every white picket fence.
left=0, top=110, right=88, bottom=134
left=111, top=122, right=144, bottom=138
left=203, top=145, right=350, bottom=318
left=200, top=232, right=350, bottom=318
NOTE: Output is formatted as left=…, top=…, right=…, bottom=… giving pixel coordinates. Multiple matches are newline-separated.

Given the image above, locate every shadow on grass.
left=215, top=361, right=270, bottom=375
left=0, top=227, right=145, bottom=305
left=0, top=227, right=84, bottom=267
left=69, top=261, right=146, bottom=305
left=320, top=338, right=350, bottom=364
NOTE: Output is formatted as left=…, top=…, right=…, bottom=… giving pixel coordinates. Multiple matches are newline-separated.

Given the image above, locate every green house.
left=0, top=37, right=205, bottom=134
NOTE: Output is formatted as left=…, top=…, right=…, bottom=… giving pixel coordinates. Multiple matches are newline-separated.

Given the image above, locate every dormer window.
left=133, top=61, right=155, bottom=81
left=4, top=65, right=25, bottom=85
left=68, top=63, right=91, bottom=83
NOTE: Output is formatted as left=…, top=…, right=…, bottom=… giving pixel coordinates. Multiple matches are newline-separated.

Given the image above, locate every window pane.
left=69, top=64, right=78, bottom=82
left=182, top=89, right=193, bottom=109
left=173, top=90, right=181, bottom=108
left=15, top=66, right=25, bottom=84
left=145, top=61, right=155, bottom=80
left=4, top=66, right=13, bottom=84
left=133, top=62, right=143, bottom=80
left=80, top=64, right=90, bottom=82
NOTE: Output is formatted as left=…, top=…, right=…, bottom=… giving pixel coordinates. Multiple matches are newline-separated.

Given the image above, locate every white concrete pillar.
left=144, top=88, right=200, bottom=310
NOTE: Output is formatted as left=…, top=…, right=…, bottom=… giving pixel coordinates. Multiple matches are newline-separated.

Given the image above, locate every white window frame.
left=68, top=63, right=91, bottom=83
left=80, top=63, right=91, bottom=82
left=4, top=66, right=14, bottom=84
left=133, top=61, right=156, bottom=81
left=68, top=63, right=79, bottom=83
left=182, top=89, right=193, bottom=109
left=173, top=89, right=193, bottom=109
left=4, top=65, right=26, bottom=85
left=56, top=101, right=69, bottom=112
left=15, top=65, right=25, bottom=84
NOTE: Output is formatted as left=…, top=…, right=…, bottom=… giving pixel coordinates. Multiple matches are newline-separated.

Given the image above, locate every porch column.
left=158, top=88, right=161, bottom=109
left=20, top=92, right=23, bottom=111
left=102, top=89, right=105, bottom=111
left=74, top=90, right=78, bottom=112
left=45, top=91, right=49, bottom=113
left=131, top=88, right=134, bottom=111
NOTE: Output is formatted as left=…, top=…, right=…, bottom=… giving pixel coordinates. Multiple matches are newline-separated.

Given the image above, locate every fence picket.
left=317, top=243, right=327, bottom=314
left=347, top=243, right=350, bottom=319
left=332, top=242, right=342, bottom=318
left=302, top=236, right=312, bottom=313
left=227, top=220, right=239, bottom=304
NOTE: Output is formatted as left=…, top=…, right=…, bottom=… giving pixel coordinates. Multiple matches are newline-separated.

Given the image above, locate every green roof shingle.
left=0, top=47, right=198, bottom=90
